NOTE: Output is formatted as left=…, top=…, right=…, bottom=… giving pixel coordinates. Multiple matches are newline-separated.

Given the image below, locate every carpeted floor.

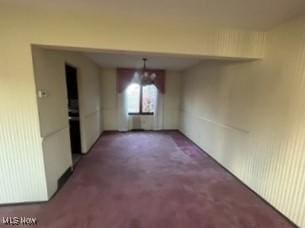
left=0, top=131, right=294, bottom=228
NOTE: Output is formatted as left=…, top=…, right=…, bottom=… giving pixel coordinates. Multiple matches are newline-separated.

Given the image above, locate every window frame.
left=128, top=84, right=154, bottom=116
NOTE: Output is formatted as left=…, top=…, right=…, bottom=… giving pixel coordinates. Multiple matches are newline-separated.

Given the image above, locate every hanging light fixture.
left=140, top=58, right=156, bottom=85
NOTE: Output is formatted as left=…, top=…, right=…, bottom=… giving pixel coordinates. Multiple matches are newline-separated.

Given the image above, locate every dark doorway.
left=65, top=64, right=82, bottom=166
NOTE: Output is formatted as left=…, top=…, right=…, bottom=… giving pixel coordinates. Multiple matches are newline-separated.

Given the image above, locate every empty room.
left=1, top=0, right=305, bottom=227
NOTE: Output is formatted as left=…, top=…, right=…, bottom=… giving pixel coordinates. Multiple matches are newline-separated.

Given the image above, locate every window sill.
left=128, top=113, right=154, bottom=116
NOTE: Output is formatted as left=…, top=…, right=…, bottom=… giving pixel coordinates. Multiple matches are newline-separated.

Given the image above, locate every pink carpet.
left=0, top=131, right=294, bottom=227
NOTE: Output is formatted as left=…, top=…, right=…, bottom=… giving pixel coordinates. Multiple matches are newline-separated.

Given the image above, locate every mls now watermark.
left=2, top=217, right=38, bottom=226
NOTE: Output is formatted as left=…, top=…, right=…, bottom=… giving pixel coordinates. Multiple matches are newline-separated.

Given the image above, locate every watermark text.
left=2, top=217, right=38, bottom=226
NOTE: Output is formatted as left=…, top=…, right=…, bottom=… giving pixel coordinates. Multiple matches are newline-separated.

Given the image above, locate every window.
left=142, top=84, right=157, bottom=113
left=126, top=83, right=157, bottom=115
left=126, top=83, right=140, bottom=113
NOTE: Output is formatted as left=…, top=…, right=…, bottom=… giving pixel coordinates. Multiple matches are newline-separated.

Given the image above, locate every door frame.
left=65, top=62, right=84, bottom=154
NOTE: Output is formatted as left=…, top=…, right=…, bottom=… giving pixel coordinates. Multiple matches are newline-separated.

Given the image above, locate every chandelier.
left=139, top=58, right=156, bottom=85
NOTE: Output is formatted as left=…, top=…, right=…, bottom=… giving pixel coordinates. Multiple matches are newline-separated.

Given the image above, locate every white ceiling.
left=2, top=0, right=305, bottom=30
left=85, top=52, right=201, bottom=71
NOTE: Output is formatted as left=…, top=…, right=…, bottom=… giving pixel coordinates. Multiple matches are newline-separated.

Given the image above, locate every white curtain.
left=153, top=90, right=164, bottom=130
left=117, top=74, right=141, bottom=131
left=117, top=88, right=129, bottom=132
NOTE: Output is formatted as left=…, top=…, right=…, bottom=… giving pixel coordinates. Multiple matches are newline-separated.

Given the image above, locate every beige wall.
left=180, top=15, right=305, bottom=227
left=32, top=47, right=101, bottom=197
left=0, top=43, right=48, bottom=204
left=100, top=69, right=181, bottom=130
left=164, top=71, right=181, bottom=129
left=100, top=69, right=118, bottom=130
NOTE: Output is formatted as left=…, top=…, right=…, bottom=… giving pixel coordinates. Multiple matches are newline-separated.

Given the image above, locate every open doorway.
left=65, top=64, right=82, bottom=166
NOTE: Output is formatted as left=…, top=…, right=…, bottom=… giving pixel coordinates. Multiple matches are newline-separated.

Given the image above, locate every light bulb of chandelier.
left=151, top=73, right=156, bottom=80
